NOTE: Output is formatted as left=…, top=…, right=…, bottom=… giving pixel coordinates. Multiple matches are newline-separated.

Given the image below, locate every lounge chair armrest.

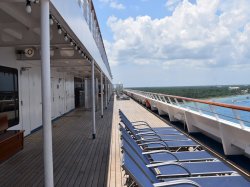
left=139, top=141, right=167, bottom=147
left=142, top=150, right=171, bottom=154
left=132, top=121, right=151, bottom=127
left=147, top=161, right=177, bottom=168
left=133, top=124, right=151, bottom=128
left=137, top=131, right=156, bottom=135
left=132, top=120, right=150, bottom=125
left=147, top=162, right=191, bottom=176
left=153, top=179, right=200, bottom=187
left=142, top=150, right=179, bottom=161
left=137, top=136, right=162, bottom=142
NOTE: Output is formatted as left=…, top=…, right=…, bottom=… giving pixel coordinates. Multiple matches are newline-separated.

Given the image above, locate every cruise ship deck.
left=1, top=1, right=250, bottom=186
left=0, top=95, right=173, bottom=186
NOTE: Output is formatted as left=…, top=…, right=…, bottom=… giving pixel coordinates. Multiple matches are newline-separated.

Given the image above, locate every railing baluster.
left=125, top=89, right=250, bottom=129
left=158, top=95, right=162, bottom=102
left=182, top=100, right=190, bottom=110
left=209, top=105, right=219, bottom=120
left=174, top=98, right=180, bottom=106
left=194, top=102, right=202, bottom=114
left=162, top=96, right=167, bottom=103
left=168, top=97, right=173, bottom=105
left=232, top=109, right=245, bottom=129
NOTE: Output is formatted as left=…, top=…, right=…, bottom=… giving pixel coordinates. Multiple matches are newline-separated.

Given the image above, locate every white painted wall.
left=0, top=47, right=75, bottom=136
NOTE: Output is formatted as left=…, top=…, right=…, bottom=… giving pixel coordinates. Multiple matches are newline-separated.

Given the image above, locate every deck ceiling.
left=0, top=1, right=100, bottom=79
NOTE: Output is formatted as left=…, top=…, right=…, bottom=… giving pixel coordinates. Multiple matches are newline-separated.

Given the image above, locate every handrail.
left=125, top=89, right=250, bottom=129
left=126, top=89, right=250, bottom=112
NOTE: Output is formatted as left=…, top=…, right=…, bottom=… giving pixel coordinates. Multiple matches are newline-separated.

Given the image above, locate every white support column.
left=105, top=76, right=108, bottom=109
left=91, top=59, right=96, bottom=139
left=100, top=72, right=104, bottom=118
left=41, top=0, right=54, bottom=186
left=110, top=83, right=112, bottom=100
left=107, top=82, right=110, bottom=103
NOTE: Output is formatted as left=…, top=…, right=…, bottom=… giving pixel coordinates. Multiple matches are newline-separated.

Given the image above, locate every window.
left=0, top=66, right=19, bottom=127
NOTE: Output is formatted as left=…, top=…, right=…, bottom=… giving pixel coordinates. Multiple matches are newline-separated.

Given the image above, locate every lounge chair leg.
left=92, top=134, right=96, bottom=139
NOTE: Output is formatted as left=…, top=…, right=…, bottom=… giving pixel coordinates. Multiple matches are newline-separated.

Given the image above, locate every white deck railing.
left=125, top=89, right=250, bottom=157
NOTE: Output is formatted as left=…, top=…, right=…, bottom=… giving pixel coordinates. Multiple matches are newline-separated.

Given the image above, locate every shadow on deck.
left=0, top=100, right=114, bottom=187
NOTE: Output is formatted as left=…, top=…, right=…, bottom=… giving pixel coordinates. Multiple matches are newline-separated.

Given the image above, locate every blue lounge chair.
left=122, top=150, right=250, bottom=187
left=119, top=110, right=193, bottom=143
left=120, top=122, right=199, bottom=150
left=120, top=125, right=216, bottom=163
left=119, top=110, right=179, bottom=135
left=122, top=135, right=236, bottom=178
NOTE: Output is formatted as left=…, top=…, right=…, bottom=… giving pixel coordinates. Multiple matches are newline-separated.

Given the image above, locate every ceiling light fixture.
left=49, top=14, right=54, bottom=25
left=26, top=0, right=32, bottom=14
left=64, top=34, right=68, bottom=42
left=70, top=39, right=74, bottom=46
left=57, top=24, right=62, bottom=35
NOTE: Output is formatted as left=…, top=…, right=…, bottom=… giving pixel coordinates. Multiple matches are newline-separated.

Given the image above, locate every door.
left=58, top=77, right=65, bottom=115
left=20, top=68, right=31, bottom=136
left=51, top=77, right=56, bottom=119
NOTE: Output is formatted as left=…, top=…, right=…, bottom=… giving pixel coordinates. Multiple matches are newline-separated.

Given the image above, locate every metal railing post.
left=168, top=97, right=173, bottom=105
left=100, top=71, right=104, bottom=118
left=209, top=105, right=219, bottom=120
left=183, top=100, right=190, bottom=110
left=232, top=109, right=245, bottom=129
left=91, top=60, right=96, bottom=139
left=174, top=98, right=180, bottom=106
left=194, top=102, right=202, bottom=114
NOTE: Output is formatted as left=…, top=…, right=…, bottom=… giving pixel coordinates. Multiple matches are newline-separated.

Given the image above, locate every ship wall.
left=0, top=47, right=75, bottom=136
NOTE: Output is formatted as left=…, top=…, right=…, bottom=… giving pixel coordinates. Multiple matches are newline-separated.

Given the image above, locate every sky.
left=92, top=0, right=250, bottom=87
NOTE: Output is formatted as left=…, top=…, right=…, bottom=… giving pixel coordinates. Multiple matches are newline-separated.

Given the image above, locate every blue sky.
left=93, top=0, right=250, bottom=87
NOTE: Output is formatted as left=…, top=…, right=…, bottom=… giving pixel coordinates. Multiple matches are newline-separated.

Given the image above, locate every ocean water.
left=214, top=94, right=250, bottom=126
left=192, top=94, right=250, bottom=127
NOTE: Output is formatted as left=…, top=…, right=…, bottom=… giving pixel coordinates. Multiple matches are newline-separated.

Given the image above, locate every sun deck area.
left=0, top=95, right=171, bottom=186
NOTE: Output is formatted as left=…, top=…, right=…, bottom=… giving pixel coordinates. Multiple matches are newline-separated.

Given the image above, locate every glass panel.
left=0, top=66, right=19, bottom=127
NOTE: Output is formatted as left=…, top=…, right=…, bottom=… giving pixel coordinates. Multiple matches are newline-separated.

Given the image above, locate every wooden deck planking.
left=0, top=96, right=169, bottom=187
left=0, top=100, right=114, bottom=187
left=107, top=96, right=169, bottom=187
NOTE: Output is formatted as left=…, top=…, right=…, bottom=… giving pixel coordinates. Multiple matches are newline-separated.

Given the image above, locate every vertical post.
left=100, top=72, right=104, bottom=118
left=41, top=0, right=54, bottom=186
left=107, top=82, right=109, bottom=103
left=110, top=83, right=112, bottom=100
left=92, top=59, right=96, bottom=139
left=105, top=76, right=108, bottom=109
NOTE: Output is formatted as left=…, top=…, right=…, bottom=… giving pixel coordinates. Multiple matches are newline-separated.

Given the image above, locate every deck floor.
left=0, top=96, right=170, bottom=186
left=0, top=101, right=114, bottom=186
left=107, top=96, right=169, bottom=187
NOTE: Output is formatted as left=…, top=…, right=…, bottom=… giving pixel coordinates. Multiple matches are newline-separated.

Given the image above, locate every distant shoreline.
left=131, top=85, right=250, bottom=101
left=204, top=94, right=250, bottom=101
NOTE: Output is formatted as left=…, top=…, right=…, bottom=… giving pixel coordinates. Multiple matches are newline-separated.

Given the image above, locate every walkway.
left=107, top=96, right=170, bottom=187
left=0, top=101, right=114, bottom=186
left=0, top=96, right=170, bottom=186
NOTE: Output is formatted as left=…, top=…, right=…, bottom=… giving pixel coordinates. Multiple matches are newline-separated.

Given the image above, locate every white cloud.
left=105, top=0, right=250, bottom=71
left=99, top=0, right=125, bottom=10
left=165, top=0, right=183, bottom=11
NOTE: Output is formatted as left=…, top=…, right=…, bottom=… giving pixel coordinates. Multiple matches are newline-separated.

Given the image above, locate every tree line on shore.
left=130, top=85, right=250, bottom=99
